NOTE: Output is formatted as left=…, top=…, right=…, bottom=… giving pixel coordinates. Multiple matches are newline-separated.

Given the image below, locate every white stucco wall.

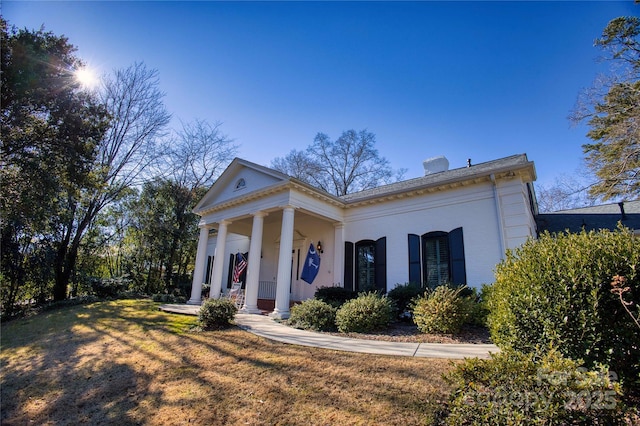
left=496, top=179, right=537, bottom=249
left=343, top=181, right=512, bottom=289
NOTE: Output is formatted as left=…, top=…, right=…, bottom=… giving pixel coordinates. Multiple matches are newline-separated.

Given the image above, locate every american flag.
left=233, top=253, right=247, bottom=282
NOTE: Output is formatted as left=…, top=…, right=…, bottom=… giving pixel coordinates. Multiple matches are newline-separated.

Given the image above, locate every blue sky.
left=4, top=1, right=638, bottom=188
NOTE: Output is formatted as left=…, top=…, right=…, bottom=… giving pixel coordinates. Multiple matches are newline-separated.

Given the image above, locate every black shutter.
left=375, top=237, right=387, bottom=292
left=240, top=252, right=249, bottom=289
left=449, top=227, right=466, bottom=285
left=408, top=234, right=421, bottom=285
left=205, top=256, right=214, bottom=284
left=344, top=241, right=354, bottom=291
left=227, top=253, right=235, bottom=289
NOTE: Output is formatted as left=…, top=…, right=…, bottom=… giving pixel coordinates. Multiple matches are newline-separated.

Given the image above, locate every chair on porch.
left=227, top=282, right=244, bottom=309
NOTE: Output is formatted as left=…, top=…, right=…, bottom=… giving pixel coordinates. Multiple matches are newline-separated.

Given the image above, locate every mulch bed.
left=317, top=322, right=492, bottom=344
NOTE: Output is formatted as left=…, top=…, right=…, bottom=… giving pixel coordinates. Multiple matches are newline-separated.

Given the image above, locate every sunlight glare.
left=74, top=67, right=99, bottom=89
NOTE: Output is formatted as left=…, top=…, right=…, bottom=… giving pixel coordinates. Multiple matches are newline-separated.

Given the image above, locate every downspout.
left=491, top=174, right=506, bottom=259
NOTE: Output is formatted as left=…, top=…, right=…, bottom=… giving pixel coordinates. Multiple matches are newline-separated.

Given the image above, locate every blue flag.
left=300, top=243, right=321, bottom=284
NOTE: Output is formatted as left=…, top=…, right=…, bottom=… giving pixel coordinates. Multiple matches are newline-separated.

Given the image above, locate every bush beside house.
left=486, top=226, right=640, bottom=397
left=288, top=299, right=337, bottom=331
left=335, top=292, right=396, bottom=333
left=444, top=348, right=624, bottom=425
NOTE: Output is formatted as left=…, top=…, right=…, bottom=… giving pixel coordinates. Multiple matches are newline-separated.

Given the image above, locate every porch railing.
left=258, top=280, right=277, bottom=300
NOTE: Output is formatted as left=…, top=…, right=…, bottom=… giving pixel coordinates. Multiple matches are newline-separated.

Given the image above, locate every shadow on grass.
left=1, top=299, right=453, bottom=425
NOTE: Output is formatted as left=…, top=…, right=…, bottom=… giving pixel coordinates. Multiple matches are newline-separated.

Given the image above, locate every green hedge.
left=288, top=299, right=337, bottom=331
left=412, top=285, right=474, bottom=334
left=335, top=292, right=395, bottom=333
left=198, top=298, right=237, bottom=330
left=387, top=283, right=424, bottom=320
left=487, top=226, right=640, bottom=395
left=314, top=286, right=358, bottom=308
left=444, top=348, right=624, bottom=425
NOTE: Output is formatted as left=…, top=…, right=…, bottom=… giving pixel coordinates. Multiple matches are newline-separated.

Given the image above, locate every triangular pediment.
left=193, top=158, right=290, bottom=214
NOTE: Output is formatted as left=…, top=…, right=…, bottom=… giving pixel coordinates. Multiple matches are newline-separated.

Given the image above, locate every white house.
left=188, top=154, right=538, bottom=319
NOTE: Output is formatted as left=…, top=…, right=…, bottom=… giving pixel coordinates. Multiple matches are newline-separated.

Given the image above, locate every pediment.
left=193, top=158, right=290, bottom=214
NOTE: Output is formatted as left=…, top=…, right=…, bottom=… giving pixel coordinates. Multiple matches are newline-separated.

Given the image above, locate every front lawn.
left=1, top=299, right=454, bottom=425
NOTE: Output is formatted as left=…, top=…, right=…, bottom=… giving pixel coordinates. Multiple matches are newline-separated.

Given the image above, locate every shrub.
left=335, top=292, right=395, bottom=333
left=198, top=298, right=237, bottom=330
left=486, top=226, right=640, bottom=394
left=387, top=283, right=424, bottom=320
left=288, top=298, right=337, bottom=331
left=466, top=285, right=490, bottom=327
left=314, top=286, right=357, bottom=308
left=444, top=348, right=624, bottom=425
left=412, top=285, right=473, bottom=334
left=90, top=276, right=131, bottom=298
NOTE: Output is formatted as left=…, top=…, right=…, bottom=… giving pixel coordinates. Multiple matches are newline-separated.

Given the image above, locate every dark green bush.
left=387, top=283, right=424, bottom=320
left=90, top=276, right=131, bottom=298
left=466, top=285, right=490, bottom=327
left=314, top=286, right=357, bottom=308
left=335, top=292, right=395, bottom=333
left=288, top=298, right=337, bottom=331
left=444, top=348, right=624, bottom=425
left=198, top=298, right=237, bottom=330
left=412, top=285, right=473, bottom=334
left=487, top=226, right=640, bottom=394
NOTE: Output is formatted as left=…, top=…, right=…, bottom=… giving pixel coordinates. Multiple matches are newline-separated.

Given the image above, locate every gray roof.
left=341, top=154, right=535, bottom=203
left=536, top=200, right=640, bottom=234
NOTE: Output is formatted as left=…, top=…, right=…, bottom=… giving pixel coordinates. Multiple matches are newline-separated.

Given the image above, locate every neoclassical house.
left=188, top=154, right=538, bottom=319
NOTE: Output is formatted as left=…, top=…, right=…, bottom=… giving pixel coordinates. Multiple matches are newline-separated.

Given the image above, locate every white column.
left=209, top=220, right=231, bottom=300
left=271, top=206, right=295, bottom=319
left=333, top=223, right=345, bottom=287
left=240, top=211, right=267, bottom=314
left=188, top=225, right=210, bottom=305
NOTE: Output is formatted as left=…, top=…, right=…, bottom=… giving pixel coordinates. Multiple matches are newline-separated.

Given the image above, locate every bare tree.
left=153, top=119, right=238, bottom=289
left=536, top=173, right=597, bottom=213
left=272, top=129, right=406, bottom=196
left=52, top=62, right=171, bottom=299
left=163, top=119, right=237, bottom=189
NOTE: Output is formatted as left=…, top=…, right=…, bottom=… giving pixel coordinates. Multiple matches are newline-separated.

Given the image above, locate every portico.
left=188, top=159, right=345, bottom=319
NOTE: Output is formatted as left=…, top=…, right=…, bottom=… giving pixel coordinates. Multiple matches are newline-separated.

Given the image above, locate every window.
left=408, top=228, right=466, bottom=288
left=344, top=237, right=386, bottom=292
left=423, top=232, right=450, bottom=288
left=235, top=178, right=246, bottom=190
left=356, top=241, right=376, bottom=292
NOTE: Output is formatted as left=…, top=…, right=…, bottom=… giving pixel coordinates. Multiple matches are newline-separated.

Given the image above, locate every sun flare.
left=74, top=67, right=99, bottom=89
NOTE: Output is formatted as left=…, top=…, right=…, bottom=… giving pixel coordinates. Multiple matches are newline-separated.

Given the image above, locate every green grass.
left=1, top=299, right=455, bottom=425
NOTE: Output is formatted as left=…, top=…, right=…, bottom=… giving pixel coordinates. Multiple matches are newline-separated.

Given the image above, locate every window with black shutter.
left=411, top=227, right=466, bottom=288
left=345, top=238, right=387, bottom=292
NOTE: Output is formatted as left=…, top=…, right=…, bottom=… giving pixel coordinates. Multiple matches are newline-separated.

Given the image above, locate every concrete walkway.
left=159, top=303, right=499, bottom=359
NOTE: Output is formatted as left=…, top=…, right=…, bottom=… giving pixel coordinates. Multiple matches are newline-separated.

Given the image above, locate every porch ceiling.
left=224, top=207, right=339, bottom=237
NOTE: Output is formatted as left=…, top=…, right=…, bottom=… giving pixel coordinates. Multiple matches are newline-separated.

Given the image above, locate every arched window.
left=235, top=178, right=246, bottom=190
left=356, top=240, right=376, bottom=292
left=408, top=227, right=466, bottom=289
left=344, top=237, right=387, bottom=292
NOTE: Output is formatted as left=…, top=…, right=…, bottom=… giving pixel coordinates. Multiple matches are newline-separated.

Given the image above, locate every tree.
left=271, top=129, right=406, bottom=196
left=0, top=19, right=109, bottom=312
left=536, top=173, right=596, bottom=212
left=49, top=62, right=171, bottom=301
left=573, top=16, right=640, bottom=201
left=158, top=119, right=237, bottom=291
left=122, top=120, right=237, bottom=294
